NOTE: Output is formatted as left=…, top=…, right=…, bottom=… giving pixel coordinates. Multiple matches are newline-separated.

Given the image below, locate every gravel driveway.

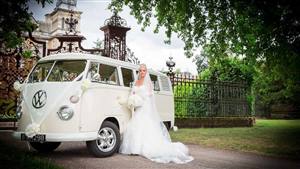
left=1, top=131, right=299, bottom=169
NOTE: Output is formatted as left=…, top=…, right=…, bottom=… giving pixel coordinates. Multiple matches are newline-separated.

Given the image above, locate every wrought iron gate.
left=170, top=74, right=251, bottom=117
left=0, top=37, right=41, bottom=129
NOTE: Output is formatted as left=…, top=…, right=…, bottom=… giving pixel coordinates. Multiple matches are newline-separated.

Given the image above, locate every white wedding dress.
left=119, top=83, right=193, bottom=164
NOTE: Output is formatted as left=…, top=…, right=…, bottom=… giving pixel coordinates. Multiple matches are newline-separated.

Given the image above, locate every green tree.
left=199, top=57, right=255, bottom=114
left=110, top=0, right=299, bottom=58
left=93, top=38, right=104, bottom=49
left=193, top=53, right=208, bottom=73
left=0, top=0, right=53, bottom=49
left=201, top=57, right=255, bottom=87
left=110, top=0, right=300, bottom=107
left=173, top=82, right=193, bottom=117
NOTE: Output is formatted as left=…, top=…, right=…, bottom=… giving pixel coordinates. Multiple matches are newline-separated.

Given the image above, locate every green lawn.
left=0, top=141, right=63, bottom=169
left=170, top=119, right=300, bottom=159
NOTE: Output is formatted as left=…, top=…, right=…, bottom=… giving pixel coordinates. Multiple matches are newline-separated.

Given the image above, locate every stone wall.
left=175, top=117, right=255, bottom=128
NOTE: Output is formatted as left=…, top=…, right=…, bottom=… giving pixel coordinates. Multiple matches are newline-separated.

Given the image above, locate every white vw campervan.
left=13, top=53, right=174, bottom=157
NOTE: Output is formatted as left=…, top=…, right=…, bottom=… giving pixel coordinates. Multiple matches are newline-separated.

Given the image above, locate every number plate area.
left=21, top=133, right=46, bottom=142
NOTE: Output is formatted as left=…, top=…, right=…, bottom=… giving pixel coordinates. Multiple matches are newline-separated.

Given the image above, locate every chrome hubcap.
left=96, top=127, right=116, bottom=152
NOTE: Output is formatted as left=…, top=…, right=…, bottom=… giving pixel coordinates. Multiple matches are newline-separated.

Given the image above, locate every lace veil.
left=133, top=67, right=171, bottom=141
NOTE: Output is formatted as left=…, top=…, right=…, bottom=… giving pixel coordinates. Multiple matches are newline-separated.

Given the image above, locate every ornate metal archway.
left=0, top=11, right=140, bottom=129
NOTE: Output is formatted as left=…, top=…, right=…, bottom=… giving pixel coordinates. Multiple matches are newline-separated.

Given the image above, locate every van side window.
left=160, top=76, right=171, bottom=91
left=150, top=74, right=160, bottom=91
left=121, top=68, right=134, bottom=87
left=87, top=62, right=100, bottom=82
left=98, top=64, right=119, bottom=85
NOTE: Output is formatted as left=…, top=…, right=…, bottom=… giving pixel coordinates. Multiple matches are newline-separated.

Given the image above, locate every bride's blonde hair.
left=138, top=64, right=147, bottom=80
left=139, top=64, right=147, bottom=70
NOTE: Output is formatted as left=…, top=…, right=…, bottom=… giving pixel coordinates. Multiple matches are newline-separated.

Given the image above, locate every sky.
left=28, top=0, right=198, bottom=74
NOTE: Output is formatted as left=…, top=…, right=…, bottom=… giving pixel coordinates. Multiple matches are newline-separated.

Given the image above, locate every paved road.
left=1, top=131, right=299, bottom=169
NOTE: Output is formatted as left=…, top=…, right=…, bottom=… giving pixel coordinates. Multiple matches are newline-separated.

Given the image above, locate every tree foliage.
left=200, top=57, right=255, bottom=86
left=0, top=0, right=52, bottom=48
left=110, top=0, right=300, bottom=106
left=110, top=0, right=299, bottom=58
left=93, top=38, right=104, bottom=49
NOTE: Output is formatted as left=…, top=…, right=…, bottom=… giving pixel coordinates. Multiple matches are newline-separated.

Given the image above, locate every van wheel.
left=86, top=121, right=120, bottom=157
left=29, top=142, right=61, bottom=153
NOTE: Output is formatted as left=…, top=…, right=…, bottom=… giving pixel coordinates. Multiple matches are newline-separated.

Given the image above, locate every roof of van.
left=39, top=53, right=167, bottom=77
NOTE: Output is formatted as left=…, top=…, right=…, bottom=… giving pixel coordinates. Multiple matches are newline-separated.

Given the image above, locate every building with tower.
left=31, top=0, right=135, bottom=63
left=32, top=0, right=82, bottom=50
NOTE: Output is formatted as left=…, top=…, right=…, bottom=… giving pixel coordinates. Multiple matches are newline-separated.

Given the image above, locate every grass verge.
left=170, top=119, right=300, bottom=159
left=0, top=141, right=63, bottom=169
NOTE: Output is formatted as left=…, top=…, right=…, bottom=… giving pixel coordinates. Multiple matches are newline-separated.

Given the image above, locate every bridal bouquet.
left=127, top=94, right=144, bottom=110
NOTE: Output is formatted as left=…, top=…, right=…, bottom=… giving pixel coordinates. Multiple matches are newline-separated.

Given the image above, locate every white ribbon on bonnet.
left=17, top=72, right=87, bottom=138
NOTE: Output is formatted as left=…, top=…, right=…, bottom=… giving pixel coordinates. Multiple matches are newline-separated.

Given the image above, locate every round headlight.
left=57, top=106, right=74, bottom=121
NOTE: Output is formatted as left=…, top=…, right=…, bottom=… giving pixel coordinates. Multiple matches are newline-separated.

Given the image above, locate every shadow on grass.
left=0, top=140, right=64, bottom=169
left=257, top=120, right=300, bottom=158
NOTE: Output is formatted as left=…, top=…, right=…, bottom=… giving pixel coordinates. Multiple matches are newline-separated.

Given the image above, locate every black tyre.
left=163, top=121, right=171, bottom=130
left=29, top=142, right=61, bottom=153
left=86, top=121, right=120, bottom=158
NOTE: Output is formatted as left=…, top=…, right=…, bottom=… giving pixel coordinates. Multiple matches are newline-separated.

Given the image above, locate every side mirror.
left=129, top=82, right=134, bottom=88
left=13, top=80, right=24, bottom=91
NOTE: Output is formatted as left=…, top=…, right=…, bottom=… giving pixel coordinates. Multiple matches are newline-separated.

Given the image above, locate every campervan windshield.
left=27, top=60, right=86, bottom=83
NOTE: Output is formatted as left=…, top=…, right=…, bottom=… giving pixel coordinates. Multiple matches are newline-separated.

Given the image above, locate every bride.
left=119, top=64, right=193, bottom=164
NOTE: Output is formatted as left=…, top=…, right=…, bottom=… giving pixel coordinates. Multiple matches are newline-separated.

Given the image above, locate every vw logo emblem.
left=32, top=90, right=47, bottom=109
